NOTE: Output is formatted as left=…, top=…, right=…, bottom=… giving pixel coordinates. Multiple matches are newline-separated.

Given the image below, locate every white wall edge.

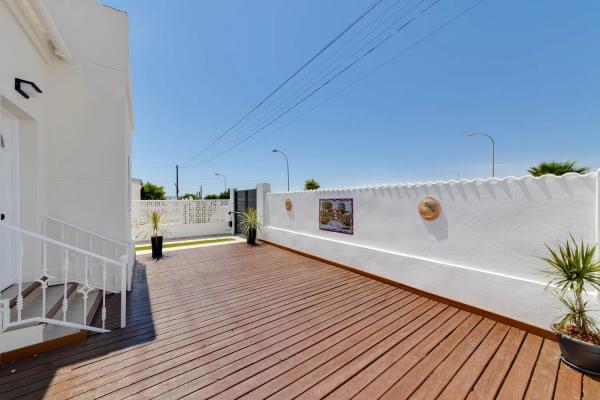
left=266, top=225, right=597, bottom=297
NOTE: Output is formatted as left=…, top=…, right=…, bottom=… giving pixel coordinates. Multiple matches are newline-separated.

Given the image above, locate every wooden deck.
left=1, top=242, right=598, bottom=399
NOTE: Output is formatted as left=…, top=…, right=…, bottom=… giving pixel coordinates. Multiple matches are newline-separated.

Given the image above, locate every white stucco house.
left=0, top=0, right=134, bottom=358
left=131, top=178, right=143, bottom=201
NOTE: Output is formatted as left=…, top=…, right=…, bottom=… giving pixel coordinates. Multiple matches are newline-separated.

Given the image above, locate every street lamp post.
left=272, top=149, right=290, bottom=191
left=466, top=132, right=495, bottom=177
left=214, top=173, right=227, bottom=192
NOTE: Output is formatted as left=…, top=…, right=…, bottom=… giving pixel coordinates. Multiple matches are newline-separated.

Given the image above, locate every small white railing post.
left=60, top=225, right=65, bottom=282
left=114, top=246, right=118, bottom=290
left=42, top=216, right=47, bottom=282
left=38, top=220, right=54, bottom=319
left=62, top=250, right=69, bottom=321
left=120, top=256, right=127, bottom=328
left=16, top=234, right=24, bottom=322
left=0, top=299, right=10, bottom=331
left=102, top=262, right=107, bottom=330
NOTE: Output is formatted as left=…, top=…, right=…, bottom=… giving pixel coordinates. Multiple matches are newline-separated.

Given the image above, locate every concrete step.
left=1, top=281, right=38, bottom=308
left=8, top=283, right=71, bottom=322
left=1, top=281, right=103, bottom=353
left=44, top=286, right=102, bottom=341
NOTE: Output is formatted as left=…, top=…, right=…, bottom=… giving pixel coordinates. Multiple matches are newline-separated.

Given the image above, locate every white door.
left=0, top=110, right=17, bottom=291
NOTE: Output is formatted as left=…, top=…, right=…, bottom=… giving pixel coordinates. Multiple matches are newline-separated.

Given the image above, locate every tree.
left=181, top=193, right=199, bottom=200
left=141, top=182, right=166, bottom=200
left=528, top=161, right=589, bottom=177
left=204, top=191, right=230, bottom=200
left=304, top=178, right=320, bottom=190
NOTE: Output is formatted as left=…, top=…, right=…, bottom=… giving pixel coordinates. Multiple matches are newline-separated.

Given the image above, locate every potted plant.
left=134, top=211, right=165, bottom=260
left=238, top=208, right=261, bottom=245
left=542, top=235, right=600, bottom=374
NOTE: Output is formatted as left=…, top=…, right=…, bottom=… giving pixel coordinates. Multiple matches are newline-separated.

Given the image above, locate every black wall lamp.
left=15, top=78, right=42, bottom=99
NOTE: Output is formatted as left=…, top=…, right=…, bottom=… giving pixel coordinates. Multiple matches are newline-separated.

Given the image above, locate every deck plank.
left=377, top=314, right=484, bottom=400
left=582, top=375, right=600, bottom=399
left=466, top=327, right=526, bottom=400
left=437, top=323, right=510, bottom=399
left=0, top=242, right=586, bottom=400
left=344, top=310, right=472, bottom=400
left=524, top=339, right=561, bottom=400
left=554, top=362, right=582, bottom=400
left=405, top=318, right=496, bottom=400
left=496, top=333, right=544, bottom=400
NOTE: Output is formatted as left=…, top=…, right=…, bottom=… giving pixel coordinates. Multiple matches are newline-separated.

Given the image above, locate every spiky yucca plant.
left=135, top=211, right=167, bottom=240
left=149, top=211, right=162, bottom=237
left=238, top=208, right=261, bottom=237
left=542, top=235, right=600, bottom=337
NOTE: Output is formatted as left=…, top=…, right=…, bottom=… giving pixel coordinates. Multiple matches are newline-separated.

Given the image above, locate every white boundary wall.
left=260, top=172, right=600, bottom=328
left=132, top=199, right=232, bottom=241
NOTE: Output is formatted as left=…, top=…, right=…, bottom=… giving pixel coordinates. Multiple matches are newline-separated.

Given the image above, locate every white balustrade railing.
left=132, top=199, right=230, bottom=227
left=0, top=222, right=126, bottom=334
left=43, top=215, right=132, bottom=291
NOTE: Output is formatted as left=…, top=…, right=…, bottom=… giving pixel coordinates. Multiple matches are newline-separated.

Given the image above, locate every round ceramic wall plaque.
left=418, top=196, right=441, bottom=221
left=285, top=198, right=293, bottom=211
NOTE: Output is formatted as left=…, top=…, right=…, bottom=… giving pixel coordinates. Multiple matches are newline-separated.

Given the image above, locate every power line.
left=185, top=0, right=485, bottom=167
left=185, top=0, right=443, bottom=167
left=221, top=0, right=427, bottom=147
left=181, top=0, right=386, bottom=167
left=209, top=0, right=416, bottom=146
left=198, top=0, right=422, bottom=158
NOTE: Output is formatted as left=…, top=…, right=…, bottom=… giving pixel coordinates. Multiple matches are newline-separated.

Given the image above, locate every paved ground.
left=1, top=242, right=598, bottom=399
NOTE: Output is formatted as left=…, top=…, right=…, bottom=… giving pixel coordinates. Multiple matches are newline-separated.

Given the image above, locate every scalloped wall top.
left=267, top=170, right=600, bottom=196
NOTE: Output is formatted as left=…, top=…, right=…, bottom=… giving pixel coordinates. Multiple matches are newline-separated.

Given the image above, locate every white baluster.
left=102, top=261, right=107, bottom=330
left=74, top=230, right=79, bottom=284
left=16, top=235, right=24, bottom=322
left=42, top=217, right=47, bottom=283
left=121, top=257, right=127, bottom=328
left=37, top=232, right=55, bottom=319
left=40, top=278, right=48, bottom=318
left=62, top=250, right=69, bottom=321
left=60, top=225, right=65, bottom=282
left=114, top=247, right=118, bottom=289
left=82, top=255, right=89, bottom=325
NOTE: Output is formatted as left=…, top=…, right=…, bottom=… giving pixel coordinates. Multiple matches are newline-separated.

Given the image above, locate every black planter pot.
left=151, top=235, right=163, bottom=259
left=553, top=325, right=600, bottom=375
left=246, top=228, right=257, bottom=245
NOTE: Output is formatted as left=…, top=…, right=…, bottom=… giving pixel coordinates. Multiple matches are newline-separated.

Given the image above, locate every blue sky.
left=102, top=0, right=600, bottom=196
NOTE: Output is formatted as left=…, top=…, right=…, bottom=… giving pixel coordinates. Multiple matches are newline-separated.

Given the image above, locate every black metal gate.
left=234, top=189, right=257, bottom=235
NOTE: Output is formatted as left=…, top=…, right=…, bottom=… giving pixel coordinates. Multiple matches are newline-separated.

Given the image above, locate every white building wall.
left=261, top=173, right=600, bottom=328
left=0, top=0, right=133, bottom=281
left=131, top=179, right=143, bottom=202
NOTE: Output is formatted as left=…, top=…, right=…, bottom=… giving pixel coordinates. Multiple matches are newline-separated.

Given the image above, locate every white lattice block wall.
left=132, top=200, right=231, bottom=240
